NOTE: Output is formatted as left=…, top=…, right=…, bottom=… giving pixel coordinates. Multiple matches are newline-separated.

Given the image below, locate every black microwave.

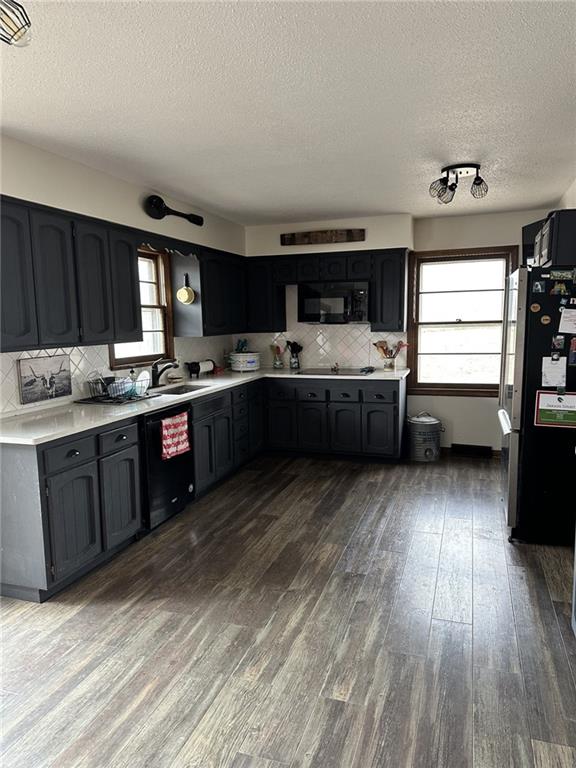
left=298, top=282, right=369, bottom=324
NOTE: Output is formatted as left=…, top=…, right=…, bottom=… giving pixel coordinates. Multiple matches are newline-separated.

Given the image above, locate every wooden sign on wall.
left=280, top=229, right=366, bottom=246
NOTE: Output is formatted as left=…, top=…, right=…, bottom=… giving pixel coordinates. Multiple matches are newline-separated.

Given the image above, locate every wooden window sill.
left=407, top=386, right=499, bottom=398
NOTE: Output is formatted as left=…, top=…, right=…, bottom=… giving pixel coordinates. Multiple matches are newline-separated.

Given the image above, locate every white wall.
left=559, top=176, right=576, bottom=209
left=245, top=214, right=414, bottom=256
left=413, top=207, right=550, bottom=252
left=0, top=135, right=245, bottom=254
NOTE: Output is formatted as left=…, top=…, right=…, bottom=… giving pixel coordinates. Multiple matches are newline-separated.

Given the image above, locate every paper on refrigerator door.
left=558, top=308, right=576, bottom=334
left=541, top=357, right=567, bottom=387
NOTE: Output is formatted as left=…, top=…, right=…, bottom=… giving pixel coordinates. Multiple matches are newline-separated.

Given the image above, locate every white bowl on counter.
left=229, top=352, right=261, bottom=371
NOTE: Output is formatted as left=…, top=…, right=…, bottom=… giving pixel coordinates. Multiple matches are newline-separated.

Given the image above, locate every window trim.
left=407, top=245, right=519, bottom=397
left=108, top=248, right=174, bottom=370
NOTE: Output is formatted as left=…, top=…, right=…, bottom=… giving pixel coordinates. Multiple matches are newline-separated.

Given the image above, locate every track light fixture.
left=0, top=0, right=31, bottom=46
left=429, top=163, right=488, bottom=204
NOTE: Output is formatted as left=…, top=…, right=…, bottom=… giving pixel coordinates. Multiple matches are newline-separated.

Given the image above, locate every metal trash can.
left=407, top=412, right=443, bottom=462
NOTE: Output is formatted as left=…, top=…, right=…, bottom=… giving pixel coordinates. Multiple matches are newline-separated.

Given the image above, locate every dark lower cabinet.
left=298, top=402, right=329, bottom=452
left=193, top=408, right=234, bottom=493
left=249, top=396, right=265, bottom=455
left=74, top=220, right=115, bottom=344
left=329, top=403, right=362, bottom=453
left=46, top=461, right=102, bottom=582
left=214, top=410, right=234, bottom=477
left=99, top=445, right=141, bottom=550
left=29, top=210, right=80, bottom=348
left=193, top=415, right=216, bottom=494
left=362, top=404, right=397, bottom=456
left=268, top=401, right=298, bottom=450
left=109, top=229, right=143, bottom=343
left=1, top=203, right=39, bottom=352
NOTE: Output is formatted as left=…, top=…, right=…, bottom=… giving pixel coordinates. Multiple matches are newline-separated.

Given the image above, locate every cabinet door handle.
left=307, top=393, right=316, bottom=398
left=340, top=392, right=350, bottom=398
left=67, top=449, right=81, bottom=458
left=116, top=434, right=128, bottom=441
left=375, top=393, right=385, bottom=400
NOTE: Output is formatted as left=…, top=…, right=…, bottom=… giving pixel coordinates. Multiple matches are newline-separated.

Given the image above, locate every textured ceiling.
left=1, top=1, right=576, bottom=224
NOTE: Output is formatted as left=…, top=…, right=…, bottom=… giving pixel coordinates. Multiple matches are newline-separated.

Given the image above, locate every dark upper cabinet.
left=268, top=401, right=298, bottom=450
left=320, top=254, right=347, bottom=281
left=226, top=256, right=247, bottom=333
left=200, top=252, right=246, bottom=336
left=29, top=210, right=79, bottom=348
left=46, top=461, right=102, bottom=582
left=329, top=403, right=362, bottom=453
left=347, top=252, right=372, bottom=280
left=109, top=229, right=143, bottom=343
left=362, top=404, right=397, bottom=456
left=273, top=258, right=298, bottom=284
left=298, top=402, right=329, bottom=452
left=369, top=249, right=407, bottom=332
left=247, top=258, right=286, bottom=332
left=297, top=255, right=320, bottom=282
left=193, top=415, right=216, bottom=494
left=214, top=410, right=234, bottom=478
left=0, top=203, right=39, bottom=352
left=74, top=220, right=115, bottom=344
left=99, top=444, right=141, bottom=550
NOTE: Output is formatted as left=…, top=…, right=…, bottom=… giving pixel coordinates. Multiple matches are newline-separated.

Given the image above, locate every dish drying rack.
left=85, top=372, right=150, bottom=402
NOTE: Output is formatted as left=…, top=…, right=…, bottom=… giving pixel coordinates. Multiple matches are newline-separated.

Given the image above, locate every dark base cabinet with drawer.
left=0, top=419, right=142, bottom=603
left=266, top=377, right=406, bottom=459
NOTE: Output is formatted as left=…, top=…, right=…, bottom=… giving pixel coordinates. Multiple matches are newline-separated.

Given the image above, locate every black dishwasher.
left=144, top=405, right=195, bottom=529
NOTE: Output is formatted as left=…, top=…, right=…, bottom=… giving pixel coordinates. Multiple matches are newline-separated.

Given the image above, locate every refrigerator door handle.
left=498, top=408, right=512, bottom=436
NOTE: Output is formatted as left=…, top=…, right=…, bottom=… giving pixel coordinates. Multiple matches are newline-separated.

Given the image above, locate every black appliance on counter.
left=498, top=265, right=576, bottom=543
left=144, top=404, right=195, bottom=529
left=298, top=282, right=369, bottom=324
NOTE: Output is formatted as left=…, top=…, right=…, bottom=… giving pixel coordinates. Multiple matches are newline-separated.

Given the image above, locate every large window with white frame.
left=407, top=247, right=518, bottom=396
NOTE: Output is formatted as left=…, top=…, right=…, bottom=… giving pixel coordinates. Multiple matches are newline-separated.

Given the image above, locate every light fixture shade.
left=0, top=0, right=31, bottom=46
left=437, top=181, right=457, bottom=204
left=429, top=177, right=447, bottom=198
left=471, top=175, right=489, bottom=199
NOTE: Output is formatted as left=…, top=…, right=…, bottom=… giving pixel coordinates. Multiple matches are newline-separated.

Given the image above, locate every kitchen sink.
left=158, top=384, right=212, bottom=395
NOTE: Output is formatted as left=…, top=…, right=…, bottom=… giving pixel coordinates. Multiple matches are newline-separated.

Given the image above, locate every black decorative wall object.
left=143, top=195, right=204, bottom=227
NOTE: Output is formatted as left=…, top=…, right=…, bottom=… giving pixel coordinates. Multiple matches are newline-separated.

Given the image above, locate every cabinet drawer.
left=190, top=393, right=230, bottom=420
left=44, top=436, right=98, bottom=475
left=232, top=386, right=249, bottom=404
left=233, top=401, right=249, bottom=421
left=329, top=386, right=361, bottom=403
left=98, top=423, right=138, bottom=454
left=268, top=382, right=296, bottom=401
left=295, top=385, right=327, bottom=402
left=361, top=385, right=398, bottom=404
left=234, top=416, right=249, bottom=439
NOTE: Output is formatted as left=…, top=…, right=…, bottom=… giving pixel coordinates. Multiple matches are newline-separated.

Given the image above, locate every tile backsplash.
left=0, top=336, right=231, bottom=415
left=234, top=285, right=407, bottom=370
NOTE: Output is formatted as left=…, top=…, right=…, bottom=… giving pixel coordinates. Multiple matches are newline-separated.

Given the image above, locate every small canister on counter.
left=407, top=412, right=444, bottom=462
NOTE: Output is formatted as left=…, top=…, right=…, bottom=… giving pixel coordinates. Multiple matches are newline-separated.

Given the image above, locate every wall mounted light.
left=429, top=163, right=488, bottom=204
left=0, top=0, right=31, bottom=46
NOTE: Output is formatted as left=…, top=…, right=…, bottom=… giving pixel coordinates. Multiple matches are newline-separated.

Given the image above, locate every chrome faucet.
left=151, top=358, right=179, bottom=388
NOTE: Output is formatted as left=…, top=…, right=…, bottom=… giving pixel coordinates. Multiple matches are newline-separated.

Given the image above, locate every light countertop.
left=0, top=367, right=409, bottom=446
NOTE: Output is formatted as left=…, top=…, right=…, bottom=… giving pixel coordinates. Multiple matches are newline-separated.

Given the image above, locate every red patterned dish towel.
left=161, top=412, right=190, bottom=460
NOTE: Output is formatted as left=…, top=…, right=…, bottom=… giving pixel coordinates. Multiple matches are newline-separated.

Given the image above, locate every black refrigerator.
left=499, top=265, right=576, bottom=544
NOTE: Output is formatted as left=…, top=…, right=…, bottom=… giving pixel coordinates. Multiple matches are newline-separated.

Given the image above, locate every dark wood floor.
left=1, top=454, right=575, bottom=767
